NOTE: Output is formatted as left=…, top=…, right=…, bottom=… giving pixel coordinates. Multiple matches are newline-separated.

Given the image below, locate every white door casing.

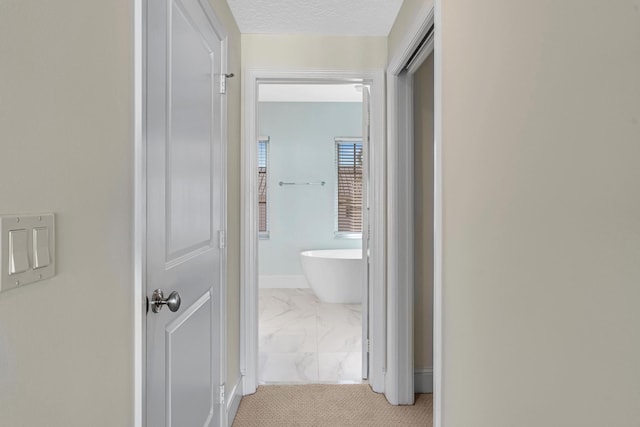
left=386, top=0, right=437, bottom=410
left=241, top=70, right=386, bottom=395
left=361, top=85, right=371, bottom=379
left=144, top=0, right=228, bottom=426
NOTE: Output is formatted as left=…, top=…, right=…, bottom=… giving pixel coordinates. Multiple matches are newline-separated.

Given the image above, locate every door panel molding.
left=166, top=290, right=214, bottom=427
left=165, top=0, right=216, bottom=261
left=165, top=246, right=215, bottom=271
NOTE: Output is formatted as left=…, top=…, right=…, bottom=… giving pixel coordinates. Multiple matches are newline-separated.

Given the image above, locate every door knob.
left=150, top=289, right=181, bottom=313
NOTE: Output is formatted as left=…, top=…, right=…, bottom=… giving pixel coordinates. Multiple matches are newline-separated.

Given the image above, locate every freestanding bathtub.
left=300, top=249, right=363, bottom=304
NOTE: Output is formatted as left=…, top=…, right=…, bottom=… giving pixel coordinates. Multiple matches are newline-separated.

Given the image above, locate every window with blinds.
left=258, top=137, right=269, bottom=238
left=336, top=138, right=363, bottom=235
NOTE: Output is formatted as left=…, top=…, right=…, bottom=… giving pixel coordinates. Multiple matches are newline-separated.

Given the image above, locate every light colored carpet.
left=232, top=384, right=433, bottom=427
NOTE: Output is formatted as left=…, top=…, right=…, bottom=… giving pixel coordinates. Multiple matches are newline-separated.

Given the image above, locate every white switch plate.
left=0, top=214, right=55, bottom=293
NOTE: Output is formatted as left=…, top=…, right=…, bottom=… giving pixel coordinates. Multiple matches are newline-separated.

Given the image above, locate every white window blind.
left=258, top=137, right=269, bottom=237
left=335, top=138, right=363, bottom=234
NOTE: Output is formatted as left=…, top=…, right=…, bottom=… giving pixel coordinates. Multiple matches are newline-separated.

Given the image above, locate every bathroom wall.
left=258, top=102, right=362, bottom=283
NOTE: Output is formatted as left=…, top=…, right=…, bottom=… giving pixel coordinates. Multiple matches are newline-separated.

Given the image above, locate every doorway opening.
left=385, top=1, right=437, bottom=411
left=241, top=70, right=386, bottom=396
left=256, top=83, right=366, bottom=384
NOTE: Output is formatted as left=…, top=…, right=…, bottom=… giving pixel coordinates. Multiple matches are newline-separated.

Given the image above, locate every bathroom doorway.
left=256, top=82, right=366, bottom=384
left=241, top=70, right=386, bottom=395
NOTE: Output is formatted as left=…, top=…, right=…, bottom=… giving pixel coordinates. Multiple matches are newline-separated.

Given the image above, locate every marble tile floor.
left=259, top=288, right=364, bottom=384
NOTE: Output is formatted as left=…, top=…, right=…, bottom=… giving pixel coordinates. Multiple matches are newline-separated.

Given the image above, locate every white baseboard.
left=415, top=368, right=433, bottom=393
left=226, top=377, right=243, bottom=427
left=259, top=274, right=309, bottom=289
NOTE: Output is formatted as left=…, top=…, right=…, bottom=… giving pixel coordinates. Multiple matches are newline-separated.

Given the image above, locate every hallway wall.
left=413, top=54, right=434, bottom=374
left=439, top=1, right=640, bottom=425
left=0, top=1, right=133, bottom=425
left=242, top=35, right=388, bottom=70
left=388, top=0, right=434, bottom=59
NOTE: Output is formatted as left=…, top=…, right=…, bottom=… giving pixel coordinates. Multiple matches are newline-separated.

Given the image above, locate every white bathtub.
left=300, top=249, right=362, bottom=304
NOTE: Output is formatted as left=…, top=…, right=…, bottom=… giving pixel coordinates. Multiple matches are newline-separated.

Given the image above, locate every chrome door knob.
left=150, top=289, right=181, bottom=313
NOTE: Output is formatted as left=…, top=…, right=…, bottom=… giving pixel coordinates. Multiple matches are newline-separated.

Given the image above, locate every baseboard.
left=259, top=274, right=309, bottom=289
left=415, top=368, right=433, bottom=393
left=226, top=377, right=243, bottom=427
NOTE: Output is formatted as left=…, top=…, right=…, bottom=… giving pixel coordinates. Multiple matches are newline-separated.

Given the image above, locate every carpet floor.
left=232, top=384, right=433, bottom=427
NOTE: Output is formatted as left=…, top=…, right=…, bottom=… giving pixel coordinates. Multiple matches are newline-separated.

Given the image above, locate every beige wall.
left=388, top=0, right=433, bottom=60
left=440, top=1, right=640, bottom=425
left=413, top=54, right=434, bottom=371
left=0, top=1, right=133, bottom=425
left=207, top=0, right=243, bottom=395
left=242, top=35, right=387, bottom=70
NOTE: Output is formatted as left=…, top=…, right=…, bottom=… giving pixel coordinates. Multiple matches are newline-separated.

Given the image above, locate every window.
left=335, top=138, right=363, bottom=237
left=258, top=137, right=269, bottom=238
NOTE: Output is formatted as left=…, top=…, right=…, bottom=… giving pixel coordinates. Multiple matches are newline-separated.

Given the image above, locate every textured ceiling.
left=227, top=0, right=404, bottom=36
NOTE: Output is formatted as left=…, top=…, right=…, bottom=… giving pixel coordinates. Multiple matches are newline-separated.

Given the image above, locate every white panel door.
left=361, top=85, right=371, bottom=379
left=146, top=0, right=224, bottom=425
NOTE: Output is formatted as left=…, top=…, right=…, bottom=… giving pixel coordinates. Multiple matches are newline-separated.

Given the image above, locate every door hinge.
left=219, top=73, right=234, bottom=94
left=219, top=385, right=225, bottom=405
left=367, top=338, right=371, bottom=353
left=218, top=230, right=226, bottom=249
left=219, top=75, right=226, bottom=94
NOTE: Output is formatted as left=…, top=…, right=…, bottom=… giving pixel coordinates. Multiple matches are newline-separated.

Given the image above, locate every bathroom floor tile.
left=316, top=303, right=361, bottom=329
left=259, top=327, right=318, bottom=353
left=317, top=325, right=361, bottom=352
left=258, top=352, right=319, bottom=384
left=316, top=304, right=362, bottom=352
left=259, top=288, right=363, bottom=384
left=318, top=352, right=363, bottom=382
left=259, top=292, right=318, bottom=331
left=260, top=310, right=317, bottom=332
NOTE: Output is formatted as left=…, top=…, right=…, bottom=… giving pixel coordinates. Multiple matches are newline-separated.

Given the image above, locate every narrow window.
left=258, top=137, right=269, bottom=238
left=335, top=138, right=363, bottom=237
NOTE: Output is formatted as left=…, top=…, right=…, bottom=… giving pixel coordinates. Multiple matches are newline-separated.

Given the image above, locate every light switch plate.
left=0, top=214, right=55, bottom=293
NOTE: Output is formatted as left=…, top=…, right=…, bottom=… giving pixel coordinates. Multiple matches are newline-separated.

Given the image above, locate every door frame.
left=386, top=0, right=441, bottom=418
left=240, top=69, right=386, bottom=395
left=133, top=0, right=230, bottom=425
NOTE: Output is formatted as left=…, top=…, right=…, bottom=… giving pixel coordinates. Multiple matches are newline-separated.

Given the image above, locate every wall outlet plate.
left=0, top=213, right=55, bottom=293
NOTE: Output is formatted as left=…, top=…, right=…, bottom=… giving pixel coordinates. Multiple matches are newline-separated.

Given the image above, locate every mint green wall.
left=258, top=102, right=363, bottom=275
